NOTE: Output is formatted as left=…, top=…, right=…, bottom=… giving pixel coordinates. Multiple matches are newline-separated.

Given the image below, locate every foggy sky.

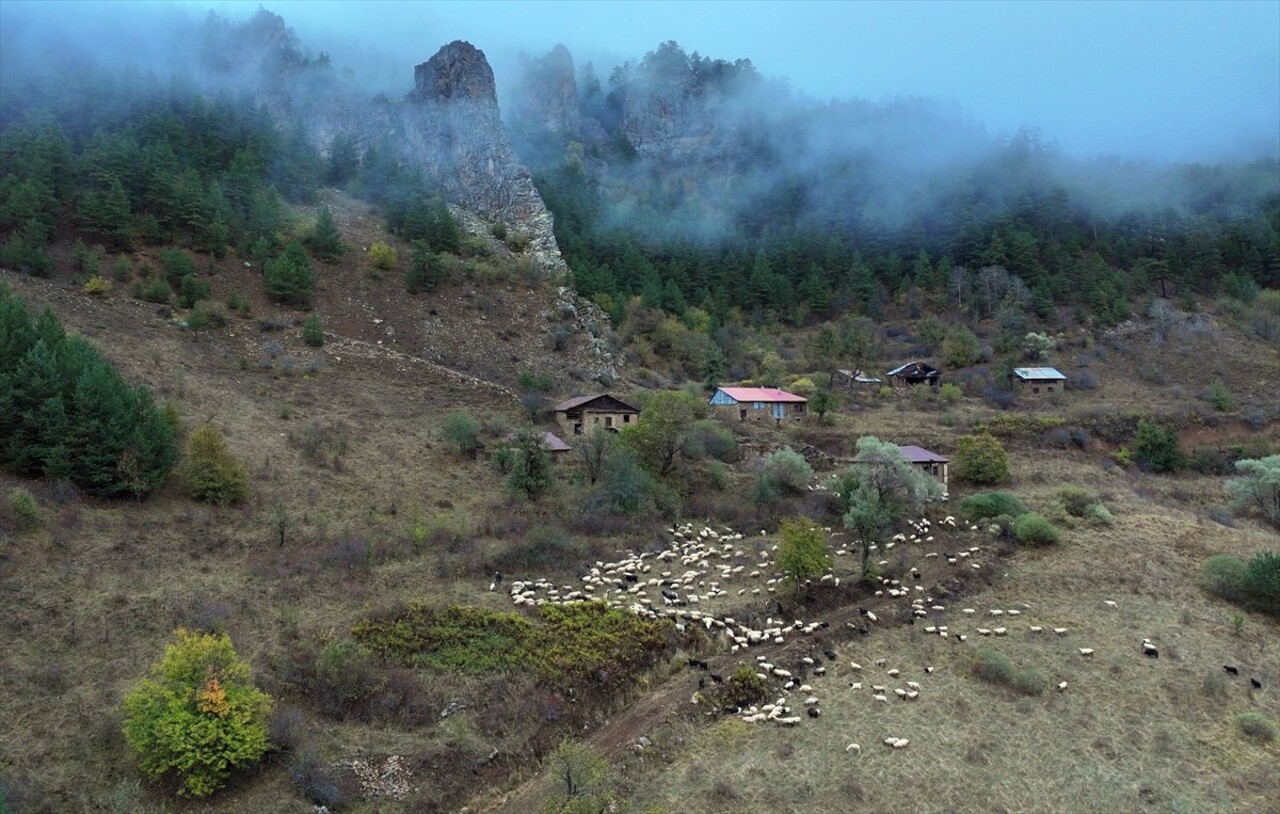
left=215, top=0, right=1280, bottom=164
left=3, top=0, right=1277, bottom=164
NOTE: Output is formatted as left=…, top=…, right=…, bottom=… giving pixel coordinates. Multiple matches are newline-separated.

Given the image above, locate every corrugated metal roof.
left=1013, top=367, right=1066, bottom=380
left=838, top=369, right=883, bottom=383
left=886, top=362, right=940, bottom=377
left=713, top=387, right=808, bottom=403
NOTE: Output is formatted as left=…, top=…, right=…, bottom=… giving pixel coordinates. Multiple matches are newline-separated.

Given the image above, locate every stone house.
left=708, top=386, right=807, bottom=422
left=551, top=394, right=640, bottom=435
left=1012, top=367, right=1066, bottom=395
left=898, top=445, right=950, bottom=490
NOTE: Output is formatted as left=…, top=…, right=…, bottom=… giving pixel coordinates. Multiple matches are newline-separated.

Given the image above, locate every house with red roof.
left=709, top=386, right=807, bottom=422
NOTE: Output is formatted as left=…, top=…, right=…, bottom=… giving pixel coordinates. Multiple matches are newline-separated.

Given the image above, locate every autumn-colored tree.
left=122, top=629, right=272, bottom=797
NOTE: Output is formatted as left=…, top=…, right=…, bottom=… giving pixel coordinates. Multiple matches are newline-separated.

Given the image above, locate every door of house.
left=772, top=402, right=785, bottom=419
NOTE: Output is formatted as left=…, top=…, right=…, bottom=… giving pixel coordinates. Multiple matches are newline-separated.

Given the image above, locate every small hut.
left=897, top=445, right=950, bottom=490
left=1012, top=367, right=1066, bottom=395
left=886, top=362, right=941, bottom=388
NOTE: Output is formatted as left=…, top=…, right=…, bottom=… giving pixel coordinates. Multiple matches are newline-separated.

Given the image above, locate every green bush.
left=718, top=664, right=769, bottom=708
left=301, top=314, right=325, bottom=347
left=1201, top=555, right=1249, bottom=604
left=305, top=206, right=346, bottom=262
left=953, top=434, right=1009, bottom=485
left=971, top=648, right=1044, bottom=695
left=1132, top=419, right=1186, bottom=473
left=441, top=410, right=482, bottom=456
left=939, top=382, right=963, bottom=404
left=8, top=487, right=40, bottom=531
left=160, top=248, right=196, bottom=287
left=1236, top=713, right=1277, bottom=742
left=942, top=325, right=982, bottom=368
left=177, top=274, right=211, bottom=309
left=135, top=278, right=173, bottom=304
left=1013, top=513, right=1061, bottom=546
left=180, top=424, right=248, bottom=505
left=1203, top=380, right=1235, bottom=411
left=1244, top=551, right=1280, bottom=617
left=1059, top=486, right=1093, bottom=517
left=960, top=491, right=1029, bottom=522
left=1084, top=502, right=1114, bottom=525
left=122, top=628, right=272, bottom=797
left=369, top=242, right=397, bottom=270
left=682, top=419, right=738, bottom=462
left=353, top=602, right=670, bottom=686
left=755, top=449, right=813, bottom=503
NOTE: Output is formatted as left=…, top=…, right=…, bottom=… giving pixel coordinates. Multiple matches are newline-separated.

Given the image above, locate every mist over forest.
left=2, top=1, right=1278, bottom=329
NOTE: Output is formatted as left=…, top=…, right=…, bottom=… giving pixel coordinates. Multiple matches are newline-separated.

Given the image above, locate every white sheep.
left=845, top=743, right=861, bottom=753
left=1078, top=648, right=1095, bottom=657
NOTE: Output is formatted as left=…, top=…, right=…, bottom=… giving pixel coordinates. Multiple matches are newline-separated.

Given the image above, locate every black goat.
left=1224, top=665, right=1239, bottom=676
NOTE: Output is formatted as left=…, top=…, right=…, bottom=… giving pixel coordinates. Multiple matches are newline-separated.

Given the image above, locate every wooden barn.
left=551, top=394, right=640, bottom=435
left=886, top=362, right=941, bottom=388
left=709, top=386, right=807, bottom=422
left=1012, top=367, right=1066, bottom=395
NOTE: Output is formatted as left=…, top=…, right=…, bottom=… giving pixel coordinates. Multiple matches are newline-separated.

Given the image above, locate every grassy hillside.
left=2, top=203, right=1278, bottom=813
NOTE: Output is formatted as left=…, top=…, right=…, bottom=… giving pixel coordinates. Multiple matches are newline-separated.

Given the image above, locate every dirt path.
left=473, top=541, right=994, bottom=813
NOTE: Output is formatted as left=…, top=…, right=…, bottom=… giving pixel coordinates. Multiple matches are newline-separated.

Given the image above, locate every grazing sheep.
left=1079, top=648, right=1095, bottom=657
left=846, top=743, right=861, bottom=753
left=906, top=681, right=920, bottom=690
left=1251, top=678, right=1262, bottom=689
left=1141, top=639, right=1158, bottom=659
left=849, top=682, right=863, bottom=690
left=1054, top=628, right=1069, bottom=636
left=1057, top=681, right=1068, bottom=691
left=873, top=694, right=888, bottom=703
left=850, top=662, right=862, bottom=671
left=887, top=668, right=900, bottom=677
left=874, top=658, right=887, bottom=667
left=1223, top=665, right=1238, bottom=676
left=1104, top=600, right=1117, bottom=608
left=807, top=707, right=821, bottom=718
left=1029, top=626, right=1043, bottom=633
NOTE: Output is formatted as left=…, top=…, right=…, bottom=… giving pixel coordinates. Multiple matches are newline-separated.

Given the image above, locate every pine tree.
left=264, top=240, right=315, bottom=307
left=305, top=205, right=346, bottom=262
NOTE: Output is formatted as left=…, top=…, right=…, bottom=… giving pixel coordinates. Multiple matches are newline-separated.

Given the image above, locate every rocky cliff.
left=401, top=41, right=566, bottom=276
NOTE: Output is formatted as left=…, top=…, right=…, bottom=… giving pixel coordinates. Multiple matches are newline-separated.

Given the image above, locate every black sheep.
left=1251, top=678, right=1262, bottom=690
left=1224, top=665, right=1239, bottom=676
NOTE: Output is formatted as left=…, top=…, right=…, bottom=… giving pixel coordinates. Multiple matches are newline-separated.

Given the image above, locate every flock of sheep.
left=496, top=515, right=1255, bottom=756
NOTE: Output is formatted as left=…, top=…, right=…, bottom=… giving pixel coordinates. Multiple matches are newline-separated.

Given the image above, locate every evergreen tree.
left=264, top=240, right=315, bottom=307
left=305, top=205, right=346, bottom=262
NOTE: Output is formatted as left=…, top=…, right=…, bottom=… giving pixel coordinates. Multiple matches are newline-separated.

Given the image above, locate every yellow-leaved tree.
left=122, top=628, right=272, bottom=797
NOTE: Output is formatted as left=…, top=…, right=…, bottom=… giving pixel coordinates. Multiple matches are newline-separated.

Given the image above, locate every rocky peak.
left=410, top=40, right=497, bottom=104
left=510, top=44, right=580, bottom=138
left=402, top=41, right=566, bottom=276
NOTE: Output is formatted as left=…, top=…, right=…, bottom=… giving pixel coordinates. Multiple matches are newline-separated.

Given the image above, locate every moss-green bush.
left=1236, top=712, right=1277, bottom=742
left=7, top=487, right=40, bottom=531
left=954, top=434, right=1009, bottom=485
left=960, top=491, right=1029, bottom=522
left=1202, top=554, right=1249, bottom=604
left=352, top=601, right=671, bottom=688
left=971, top=647, right=1045, bottom=695
left=1013, top=513, right=1061, bottom=546
left=1059, top=486, right=1093, bottom=517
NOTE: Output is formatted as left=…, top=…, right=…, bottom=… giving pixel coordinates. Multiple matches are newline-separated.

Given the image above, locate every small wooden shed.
left=551, top=394, right=640, bottom=435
